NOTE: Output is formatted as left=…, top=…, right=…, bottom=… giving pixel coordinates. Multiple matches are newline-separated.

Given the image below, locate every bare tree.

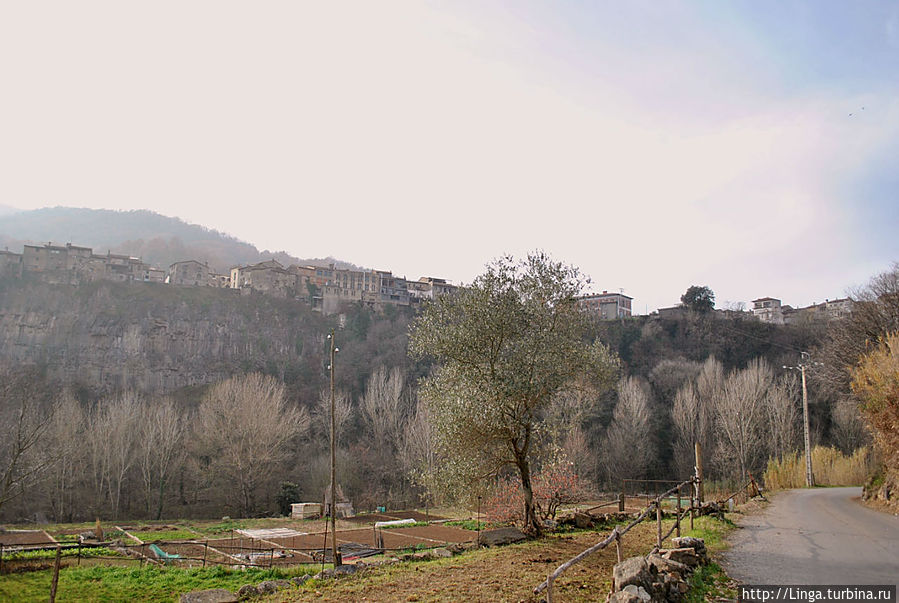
left=670, top=357, right=720, bottom=479
left=543, top=380, right=604, bottom=481
left=714, top=360, right=771, bottom=482
left=314, top=387, right=353, bottom=444
left=765, top=373, right=799, bottom=461
left=818, top=263, right=899, bottom=397
left=830, top=397, right=869, bottom=453
left=86, top=392, right=142, bottom=518
left=360, top=366, right=409, bottom=452
left=41, top=392, right=85, bottom=522
left=603, top=377, right=654, bottom=482
left=399, top=394, right=437, bottom=504
left=696, top=356, right=725, bottom=411
left=0, top=366, right=58, bottom=514
left=196, top=373, right=309, bottom=516
left=648, top=358, right=702, bottom=406
left=137, top=397, right=185, bottom=519
left=671, top=383, right=701, bottom=479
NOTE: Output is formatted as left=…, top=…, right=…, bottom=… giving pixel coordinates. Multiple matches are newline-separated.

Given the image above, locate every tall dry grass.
left=763, top=446, right=875, bottom=490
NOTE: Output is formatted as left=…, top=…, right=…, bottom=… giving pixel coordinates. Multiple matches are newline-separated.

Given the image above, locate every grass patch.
left=0, top=564, right=312, bottom=602
left=684, top=562, right=737, bottom=602
left=444, top=519, right=486, bottom=531
left=197, top=519, right=248, bottom=535
left=680, top=514, right=736, bottom=552
left=3, top=547, right=126, bottom=561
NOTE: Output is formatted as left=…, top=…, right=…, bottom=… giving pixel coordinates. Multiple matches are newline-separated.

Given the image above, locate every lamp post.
left=783, top=352, right=820, bottom=487
left=327, top=329, right=342, bottom=566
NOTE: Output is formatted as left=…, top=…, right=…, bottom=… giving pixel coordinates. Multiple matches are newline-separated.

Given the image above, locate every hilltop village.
left=0, top=241, right=458, bottom=315
left=0, top=241, right=851, bottom=323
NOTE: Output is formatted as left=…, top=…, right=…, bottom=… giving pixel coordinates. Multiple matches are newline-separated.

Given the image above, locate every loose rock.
left=621, top=584, right=653, bottom=602
left=179, top=589, right=238, bottom=603
left=255, top=580, right=290, bottom=594
left=609, top=590, right=644, bottom=603
left=661, top=548, right=700, bottom=568
left=612, top=556, right=655, bottom=593
left=478, top=527, right=527, bottom=547
left=236, top=584, right=258, bottom=598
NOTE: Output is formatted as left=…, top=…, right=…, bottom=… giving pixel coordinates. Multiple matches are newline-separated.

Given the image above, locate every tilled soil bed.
left=266, top=521, right=663, bottom=602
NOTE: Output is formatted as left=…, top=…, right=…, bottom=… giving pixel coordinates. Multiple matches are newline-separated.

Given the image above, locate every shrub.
left=763, top=446, right=875, bottom=490
left=276, top=482, right=300, bottom=517
left=483, top=458, right=591, bottom=525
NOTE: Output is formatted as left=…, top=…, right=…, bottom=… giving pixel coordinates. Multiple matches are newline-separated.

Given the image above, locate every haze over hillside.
left=0, top=207, right=360, bottom=273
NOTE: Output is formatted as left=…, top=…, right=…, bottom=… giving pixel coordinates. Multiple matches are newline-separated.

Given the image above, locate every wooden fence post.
left=203, top=541, right=208, bottom=568
left=546, top=574, right=554, bottom=603
left=656, top=502, right=662, bottom=549
left=676, top=487, right=682, bottom=538
left=77, top=541, right=82, bottom=566
left=689, top=484, right=695, bottom=531
left=49, top=545, right=62, bottom=603
left=618, top=492, right=625, bottom=512
left=1, top=543, right=4, bottom=574
left=615, top=532, right=622, bottom=563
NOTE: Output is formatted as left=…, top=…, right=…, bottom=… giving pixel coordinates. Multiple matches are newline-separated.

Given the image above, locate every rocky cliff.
left=0, top=275, right=333, bottom=396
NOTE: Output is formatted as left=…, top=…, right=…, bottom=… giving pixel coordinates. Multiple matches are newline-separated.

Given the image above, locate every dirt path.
left=269, top=523, right=661, bottom=602
left=722, top=487, right=899, bottom=586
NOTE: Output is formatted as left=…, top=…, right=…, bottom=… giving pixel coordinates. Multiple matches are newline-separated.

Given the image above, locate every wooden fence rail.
left=534, top=478, right=695, bottom=601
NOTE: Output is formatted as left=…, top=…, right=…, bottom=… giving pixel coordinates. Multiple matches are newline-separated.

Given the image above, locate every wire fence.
left=0, top=527, right=476, bottom=575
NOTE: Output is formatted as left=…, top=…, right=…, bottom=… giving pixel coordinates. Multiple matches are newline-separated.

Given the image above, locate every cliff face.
left=0, top=276, right=331, bottom=395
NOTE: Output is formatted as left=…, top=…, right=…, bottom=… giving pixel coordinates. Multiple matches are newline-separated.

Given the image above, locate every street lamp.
left=327, top=329, right=342, bottom=566
left=783, top=352, right=821, bottom=488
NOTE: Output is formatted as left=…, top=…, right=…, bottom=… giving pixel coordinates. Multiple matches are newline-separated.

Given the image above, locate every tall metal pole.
left=328, top=329, right=341, bottom=566
left=800, top=362, right=814, bottom=487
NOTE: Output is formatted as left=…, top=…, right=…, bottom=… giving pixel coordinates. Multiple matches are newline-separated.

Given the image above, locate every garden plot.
left=145, top=541, right=247, bottom=567
left=119, top=525, right=198, bottom=543
left=345, top=510, right=446, bottom=524
left=389, top=525, right=476, bottom=543
left=383, top=511, right=445, bottom=522
left=0, top=530, right=57, bottom=548
left=235, top=527, right=305, bottom=540
left=204, top=535, right=315, bottom=565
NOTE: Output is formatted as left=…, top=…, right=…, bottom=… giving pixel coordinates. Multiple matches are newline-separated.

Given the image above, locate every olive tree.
left=409, top=252, right=616, bottom=536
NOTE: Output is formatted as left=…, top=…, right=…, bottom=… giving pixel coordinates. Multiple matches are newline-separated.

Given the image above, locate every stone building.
left=0, top=249, right=23, bottom=277
left=230, top=260, right=297, bottom=298
left=751, top=297, right=784, bottom=324
left=578, top=291, right=633, bottom=319
left=168, top=260, right=210, bottom=286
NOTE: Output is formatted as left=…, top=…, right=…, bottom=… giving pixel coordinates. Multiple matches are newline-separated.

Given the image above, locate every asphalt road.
left=722, top=487, right=899, bottom=586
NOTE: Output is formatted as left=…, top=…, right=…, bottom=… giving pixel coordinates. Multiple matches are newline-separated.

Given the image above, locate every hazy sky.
left=2, top=1, right=897, bottom=312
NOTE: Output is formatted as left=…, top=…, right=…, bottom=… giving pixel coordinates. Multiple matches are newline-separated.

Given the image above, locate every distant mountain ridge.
left=0, top=207, right=360, bottom=273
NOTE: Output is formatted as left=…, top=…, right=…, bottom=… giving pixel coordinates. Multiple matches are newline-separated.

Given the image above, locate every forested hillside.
left=0, top=272, right=871, bottom=523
